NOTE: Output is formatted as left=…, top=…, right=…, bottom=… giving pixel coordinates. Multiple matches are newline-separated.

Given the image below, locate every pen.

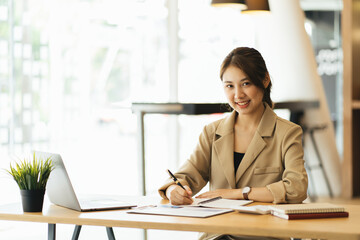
left=198, top=196, right=222, bottom=205
left=167, top=169, right=186, bottom=190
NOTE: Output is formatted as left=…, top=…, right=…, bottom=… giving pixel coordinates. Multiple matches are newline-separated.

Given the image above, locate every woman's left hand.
left=196, top=189, right=242, bottom=199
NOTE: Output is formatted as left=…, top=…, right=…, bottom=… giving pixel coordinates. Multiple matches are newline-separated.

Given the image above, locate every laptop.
left=36, top=151, right=137, bottom=212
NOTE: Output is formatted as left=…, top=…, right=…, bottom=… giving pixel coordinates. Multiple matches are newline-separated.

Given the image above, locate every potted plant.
left=6, top=153, right=54, bottom=212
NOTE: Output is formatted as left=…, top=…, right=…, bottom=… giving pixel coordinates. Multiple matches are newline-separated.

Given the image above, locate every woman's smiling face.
left=222, top=65, right=266, bottom=116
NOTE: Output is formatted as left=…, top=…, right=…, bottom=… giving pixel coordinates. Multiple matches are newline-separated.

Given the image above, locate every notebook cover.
left=269, top=203, right=345, bottom=214
left=272, top=211, right=349, bottom=220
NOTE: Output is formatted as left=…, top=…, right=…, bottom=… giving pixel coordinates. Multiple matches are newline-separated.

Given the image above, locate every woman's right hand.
left=165, top=184, right=193, bottom=205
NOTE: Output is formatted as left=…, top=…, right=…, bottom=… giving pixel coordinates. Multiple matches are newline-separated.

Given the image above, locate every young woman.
left=158, top=47, right=308, bottom=239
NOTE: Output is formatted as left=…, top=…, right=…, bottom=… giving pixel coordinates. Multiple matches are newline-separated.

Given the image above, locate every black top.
left=234, top=152, right=245, bottom=174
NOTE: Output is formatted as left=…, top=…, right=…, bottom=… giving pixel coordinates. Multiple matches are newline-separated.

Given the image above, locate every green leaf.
left=5, top=153, right=54, bottom=190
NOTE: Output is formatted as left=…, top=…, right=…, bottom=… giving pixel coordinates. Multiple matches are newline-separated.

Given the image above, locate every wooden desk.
left=1, top=197, right=359, bottom=240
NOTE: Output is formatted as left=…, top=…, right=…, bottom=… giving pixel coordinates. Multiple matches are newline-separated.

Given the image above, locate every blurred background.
left=0, top=0, right=343, bottom=239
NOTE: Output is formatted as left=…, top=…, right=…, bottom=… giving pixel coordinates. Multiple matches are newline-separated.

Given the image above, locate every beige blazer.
left=159, top=103, right=308, bottom=204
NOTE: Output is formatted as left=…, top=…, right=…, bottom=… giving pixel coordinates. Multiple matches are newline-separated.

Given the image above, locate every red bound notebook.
left=269, top=203, right=349, bottom=220
left=272, top=210, right=349, bottom=220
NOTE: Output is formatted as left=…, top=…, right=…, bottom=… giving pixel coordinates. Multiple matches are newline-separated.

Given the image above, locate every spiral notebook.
left=268, top=203, right=346, bottom=215
left=271, top=211, right=349, bottom=220
left=235, top=203, right=349, bottom=220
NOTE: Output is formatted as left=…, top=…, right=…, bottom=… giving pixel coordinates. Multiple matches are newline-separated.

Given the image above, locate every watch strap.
left=243, top=191, right=249, bottom=200
left=242, top=187, right=251, bottom=200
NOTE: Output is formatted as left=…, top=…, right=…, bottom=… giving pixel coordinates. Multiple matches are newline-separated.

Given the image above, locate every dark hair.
left=220, top=47, right=273, bottom=108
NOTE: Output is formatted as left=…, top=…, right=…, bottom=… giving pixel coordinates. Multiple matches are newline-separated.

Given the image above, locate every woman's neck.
left=235, top=103, right=265, bottom=131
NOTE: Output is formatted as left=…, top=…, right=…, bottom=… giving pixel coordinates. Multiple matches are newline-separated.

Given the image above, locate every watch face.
left=243, top=186, right=250, bottom=194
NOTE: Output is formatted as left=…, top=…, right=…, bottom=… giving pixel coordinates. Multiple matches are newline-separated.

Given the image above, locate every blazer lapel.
left=235, top=104, right=277, bottom=184
left=214, top=133, right=235, bottom=188
left=213, top=111, right=237, bottom=189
